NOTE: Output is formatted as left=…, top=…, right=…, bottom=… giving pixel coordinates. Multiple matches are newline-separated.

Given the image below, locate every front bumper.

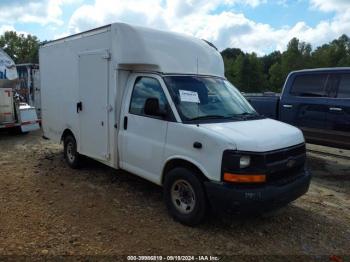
left=204, top=169, right=311, bottom=214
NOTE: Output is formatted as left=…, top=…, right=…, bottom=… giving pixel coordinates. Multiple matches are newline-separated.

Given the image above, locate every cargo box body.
left=40, top=26, right=116, bottom=167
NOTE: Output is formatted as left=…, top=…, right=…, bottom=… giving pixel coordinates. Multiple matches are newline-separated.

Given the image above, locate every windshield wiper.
left=189, top=113, right=263, bottom=121
left=229, top=112, right=263, bottom=120
left=190, top=115, right=228, bottom=121
left=236, top=112, right=259, bottom=116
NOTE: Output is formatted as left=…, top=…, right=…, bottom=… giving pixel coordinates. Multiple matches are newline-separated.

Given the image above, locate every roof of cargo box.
left=42, top=23, right=225, bottom=77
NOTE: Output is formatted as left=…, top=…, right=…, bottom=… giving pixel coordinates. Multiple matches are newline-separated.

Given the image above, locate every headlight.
left=222, top=151, right=266, bottom=183
left=222, top=150, right=264, bottom=173
left=239, top=155, right=251, bottom=169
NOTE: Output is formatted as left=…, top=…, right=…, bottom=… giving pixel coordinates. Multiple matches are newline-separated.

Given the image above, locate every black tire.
left=63, top=134, right=81, bottom=169
left=164, top=167, right=207, bottom=226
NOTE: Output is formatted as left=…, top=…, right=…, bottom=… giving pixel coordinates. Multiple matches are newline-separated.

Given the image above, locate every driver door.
left=118, top=74, right=172, bottom=184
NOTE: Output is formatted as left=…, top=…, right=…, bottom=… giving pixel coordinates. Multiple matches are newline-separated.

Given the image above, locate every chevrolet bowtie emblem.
left=286, top=158, right=296, bottom=168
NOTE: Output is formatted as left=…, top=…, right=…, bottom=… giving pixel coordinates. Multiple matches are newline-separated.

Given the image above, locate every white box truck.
left=40, top=23, right=311, bottom=225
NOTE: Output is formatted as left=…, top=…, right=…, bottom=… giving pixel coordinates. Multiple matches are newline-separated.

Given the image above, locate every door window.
left=129, top=77, right=168, bottom=117
left=337, top=74, right=350, bottom=98
left=290, top=74, right=328, bottom=97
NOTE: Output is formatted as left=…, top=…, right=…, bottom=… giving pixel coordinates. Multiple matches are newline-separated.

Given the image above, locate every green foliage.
left=221, top=34, right=350, bottom=93
left=0, top=31, right=40, bottom=64
left=224, top=53, right=267, bottom=92
left=312, top=34, right=350, bottom=68
left=261, top=51, right=281, bottom=75
left=268, top=62, right=283, bottom=92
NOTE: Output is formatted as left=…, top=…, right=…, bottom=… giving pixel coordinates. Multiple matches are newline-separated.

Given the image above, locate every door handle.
left=76, top=102, right=83, bottom=113
left=329, top=107, right=343, bottom=112
left=283, top=104, right=293, bottom=109
left=123, top=116, right=128, bottom=130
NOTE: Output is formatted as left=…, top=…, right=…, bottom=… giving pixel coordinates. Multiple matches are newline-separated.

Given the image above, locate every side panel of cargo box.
left=39, top=26, right=118, bottom=168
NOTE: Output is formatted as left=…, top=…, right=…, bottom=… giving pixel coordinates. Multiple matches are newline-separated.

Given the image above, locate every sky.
left=0, top=0, right=349, bottom=55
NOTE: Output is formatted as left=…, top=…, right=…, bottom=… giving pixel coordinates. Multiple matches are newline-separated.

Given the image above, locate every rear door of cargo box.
left=78, top=50, right=110, bottom=161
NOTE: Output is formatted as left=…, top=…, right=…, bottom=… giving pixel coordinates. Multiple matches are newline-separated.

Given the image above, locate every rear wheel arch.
left=61, top=129, right=76, bottom=143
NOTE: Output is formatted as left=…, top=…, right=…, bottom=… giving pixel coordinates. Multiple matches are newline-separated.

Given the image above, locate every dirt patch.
left=0, top=130, right=349, bottom=258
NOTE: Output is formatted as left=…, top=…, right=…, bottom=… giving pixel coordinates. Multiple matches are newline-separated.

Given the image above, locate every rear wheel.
left=63, top=135, right=81, bottom=169
left=164, top=167, right=207, bottom=226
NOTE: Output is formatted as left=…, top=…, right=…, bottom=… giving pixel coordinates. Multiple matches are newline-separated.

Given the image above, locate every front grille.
left=267, top=165, right=304, bottom=185
left=265, top=144, right=306, bottom=185
left=265, top=143, right=306, bottom=164
left=221, top=143, right=307, bottom=185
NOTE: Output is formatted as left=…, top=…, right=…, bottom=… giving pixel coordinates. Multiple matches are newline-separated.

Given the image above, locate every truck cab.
left=247, top=68, right=350, bottom=149
left=40, top=23, right=311, bottom=225
left=280, top=69, right=350, bottom=149
left=117, top=73, right=310, bottom=223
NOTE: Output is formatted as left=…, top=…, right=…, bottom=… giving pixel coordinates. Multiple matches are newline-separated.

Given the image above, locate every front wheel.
left=63, top=135, right=81, bottom=169
left=164, top=167, right=208, bottom=226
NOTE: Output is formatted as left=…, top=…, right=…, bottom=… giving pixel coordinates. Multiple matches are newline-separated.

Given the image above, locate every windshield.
left=163, top=76, right=260, bottom=123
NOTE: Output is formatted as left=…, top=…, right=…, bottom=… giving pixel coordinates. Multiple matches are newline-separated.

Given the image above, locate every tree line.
left=222, top=35, right=350, bottom=92
left=1, top=30, right=349, bottom=92
left=0, top=31, right=40, bottom=64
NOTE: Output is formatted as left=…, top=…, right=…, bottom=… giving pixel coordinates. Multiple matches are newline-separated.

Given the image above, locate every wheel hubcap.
left=66, top=142, right=75, bottom=163
left=171, top=179, right=196, bottom=214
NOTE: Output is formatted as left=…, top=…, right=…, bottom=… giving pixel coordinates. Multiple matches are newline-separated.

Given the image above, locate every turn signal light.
left=223, top=173, right=266, bottom=183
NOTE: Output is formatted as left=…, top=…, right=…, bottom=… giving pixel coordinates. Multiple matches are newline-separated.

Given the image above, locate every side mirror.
left=144, top=97, right=167, bottom=118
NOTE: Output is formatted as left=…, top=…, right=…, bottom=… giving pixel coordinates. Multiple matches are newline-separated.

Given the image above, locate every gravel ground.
left=0, top=130, right=349, bottom=260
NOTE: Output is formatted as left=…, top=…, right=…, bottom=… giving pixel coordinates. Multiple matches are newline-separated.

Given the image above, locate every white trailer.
left=40, top=23, right=311, bottom=225
left=0, top=49, right=40, bottom=132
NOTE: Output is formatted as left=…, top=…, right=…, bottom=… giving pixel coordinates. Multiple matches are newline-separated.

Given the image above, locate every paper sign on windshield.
left=179, top=90, right=200, bottom=103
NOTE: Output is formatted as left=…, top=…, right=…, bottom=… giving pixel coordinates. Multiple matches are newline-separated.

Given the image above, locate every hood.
left=201, top=118, right=304, bottom=152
